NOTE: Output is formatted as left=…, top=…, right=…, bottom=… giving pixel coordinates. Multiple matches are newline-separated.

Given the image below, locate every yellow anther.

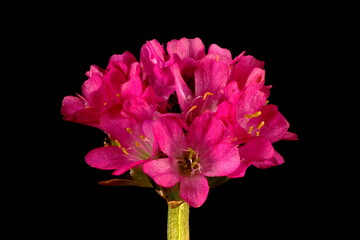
left=121, top=147, right=130, bottom=155
left=126, top=128, right=133, bottom=134
left=114, top=140, right=121, bottom=147
left=248, top=126, right=254, bottom=134
left=189, top=105, right=197, bottom=112
left=139, top=135, right=146, bottom=140
left=266, top=100, right=269, bottom=105
left=203, top=92, right=214, bottom=100
left=256, top=131, right=260, bottom=137
left=135, top=142, right=141, bottom=147
left=191, top=161, right=198, bottom=168
left=103, top=102, right=108, bottom=106
left=85, top=106, right=91, bottom=109
left=244, top=111, right=262, bottom=118
left=116, top=93, right=121, bottom=98
left=257, top=121, right=265, bottom=129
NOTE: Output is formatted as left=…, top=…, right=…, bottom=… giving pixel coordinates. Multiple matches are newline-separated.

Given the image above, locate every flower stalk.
left=167, top=202, right=190, bottom=240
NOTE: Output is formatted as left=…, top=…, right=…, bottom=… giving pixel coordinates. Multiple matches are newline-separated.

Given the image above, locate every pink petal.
left=121, top=98, right=154, bottom=121
left=257, top=104, right=291, bottom=142
left=81, top=68, right=103, bottom=99
left=245, top=67, right=265, bottom=89
left=108, top=51, right=137, bottom=75
left=200, top=143, right=240, bottom=176
left=187, top=111, right=227, bottom=151
left=252, top=151, right=284, bottom=169
left=235, top=86, right=267, bottom=119
left=228, top=138, right=275, bottom=178
left=208, top=44, right=232, bottom=63
left=153, top=116, right=187, bottom=158
left=121, top=62, right=143, bottom=99
left=166, top=37, right=205, bottom=60
left=61, top=96, right=86, bottom=116
left=99, top=110, right=141, bottom=148
left=229, top=54, right=265, bottom=89
left=227, top=161, right=252, bottom=178
left=239, top=137, right=274, bottom=161
left=143, top=158, right=180, bottom=188
left=195, top=57, right=228, bottom=97
left=85, top=146, right=146, bottom=175
left=61, top=96, right=100, bottom=127
left=180, top=175, right=209, bottom=208
left=140, top=40, right=176, bottom=98
left=170, top=63, right=194, bottom=112
left=283, top=132, right=299, bottom=141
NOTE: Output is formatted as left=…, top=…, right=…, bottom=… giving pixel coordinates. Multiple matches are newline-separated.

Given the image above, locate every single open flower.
left=143, top=111, right=240, bottom=207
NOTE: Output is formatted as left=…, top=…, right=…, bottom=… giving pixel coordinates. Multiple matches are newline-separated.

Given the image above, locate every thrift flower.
left=143, top=112, right=240, bottom=207
left=61, top=37, right=297, bottom=210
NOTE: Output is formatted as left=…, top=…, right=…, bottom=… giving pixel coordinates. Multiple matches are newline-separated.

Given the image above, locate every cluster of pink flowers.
left=62, top=38, right=297, bottom=208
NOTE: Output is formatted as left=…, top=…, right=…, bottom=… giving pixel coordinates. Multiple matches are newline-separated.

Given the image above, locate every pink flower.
left=62, top=37, right=297, bottom=208
left=85, top=109, right=157, bottom=175
left=61, top=52, right=144, bottom=128
left=143, top=112, right=240, bottom=207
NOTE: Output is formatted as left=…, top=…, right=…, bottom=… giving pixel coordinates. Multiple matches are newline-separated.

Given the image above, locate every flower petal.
left=252, top=151, right=284, bottom=169
left=180, top=175, right=209, bottom=208
left=256, top=104, right=291, bottom=142
left=143, top=158, right=180, bottom=188
left=153, top=116, right=187, bottom=158
left=85, top=146, right=145, bottom=175
left=228, top=138, right=276, bottom=178
left=121, top=62, right=143, bottom=99
left=121, top=98, right=154, bottom=121
left=195, top=58, right=228, bottom=97
left=200, top=143, right=240, bottom=176
left=170, top=63, right=194, bottom=112
left=245, top=67, right=265, bottom=89
left=99, top=110, right=141, bottom=148
left=208, top=44, right=232, bottom=63
left=187, top=111, right=227, bottom=151
left=229, top=53, right=265, bottom=90
left=61, top=96, right=100, bottom=127
left=240, top=137, right=274, bottom=161
left=166, top=37, right=205, bottom=60
left=227, top=160, right=252, bottom=178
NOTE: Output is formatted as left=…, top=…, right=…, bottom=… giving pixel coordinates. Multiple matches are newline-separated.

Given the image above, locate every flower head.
left=61, top=37, right=297, bottom=208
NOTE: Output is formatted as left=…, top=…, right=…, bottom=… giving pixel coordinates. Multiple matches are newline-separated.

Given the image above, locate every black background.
left=13, top=5, right=338, bottom=239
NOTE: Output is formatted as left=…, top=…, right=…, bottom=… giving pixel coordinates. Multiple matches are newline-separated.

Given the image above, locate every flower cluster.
left=62, top=38, right=297, bottom=208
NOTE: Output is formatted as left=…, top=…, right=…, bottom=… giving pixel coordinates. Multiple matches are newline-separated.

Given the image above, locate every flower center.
left=177, top=147, right=201, bottom=176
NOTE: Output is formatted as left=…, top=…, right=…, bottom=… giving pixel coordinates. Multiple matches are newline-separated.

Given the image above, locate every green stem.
left=167, top=202, right=190, bottom=240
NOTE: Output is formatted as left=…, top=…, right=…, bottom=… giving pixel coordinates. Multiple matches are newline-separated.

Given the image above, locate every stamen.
left=266, top=100, right=269, bottom=105
left=114, top=140, right=121, bottom=147
left=139, top=135, right=146, bottom=140
left=203, top=92, right=214, bottom=100
left=248, top=126, right=254, bottom=134
left=244, top=111, right=262, bottom=118
left=103, top=102, right=108, bottom=106
left=126, top=128, right=133, bottom=134
left=257, top=121, right=265, bottom=129
left=135, top=142, right=141, bottom=147
left=121, top=147, right=130, bottom=155
left=256, top=131, right=260, bottom=137
left=189, top=105, right=197, bottom=112
left=185, top=105, right=197, bottom=121
left=116, top=93, right=121, bottom=98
